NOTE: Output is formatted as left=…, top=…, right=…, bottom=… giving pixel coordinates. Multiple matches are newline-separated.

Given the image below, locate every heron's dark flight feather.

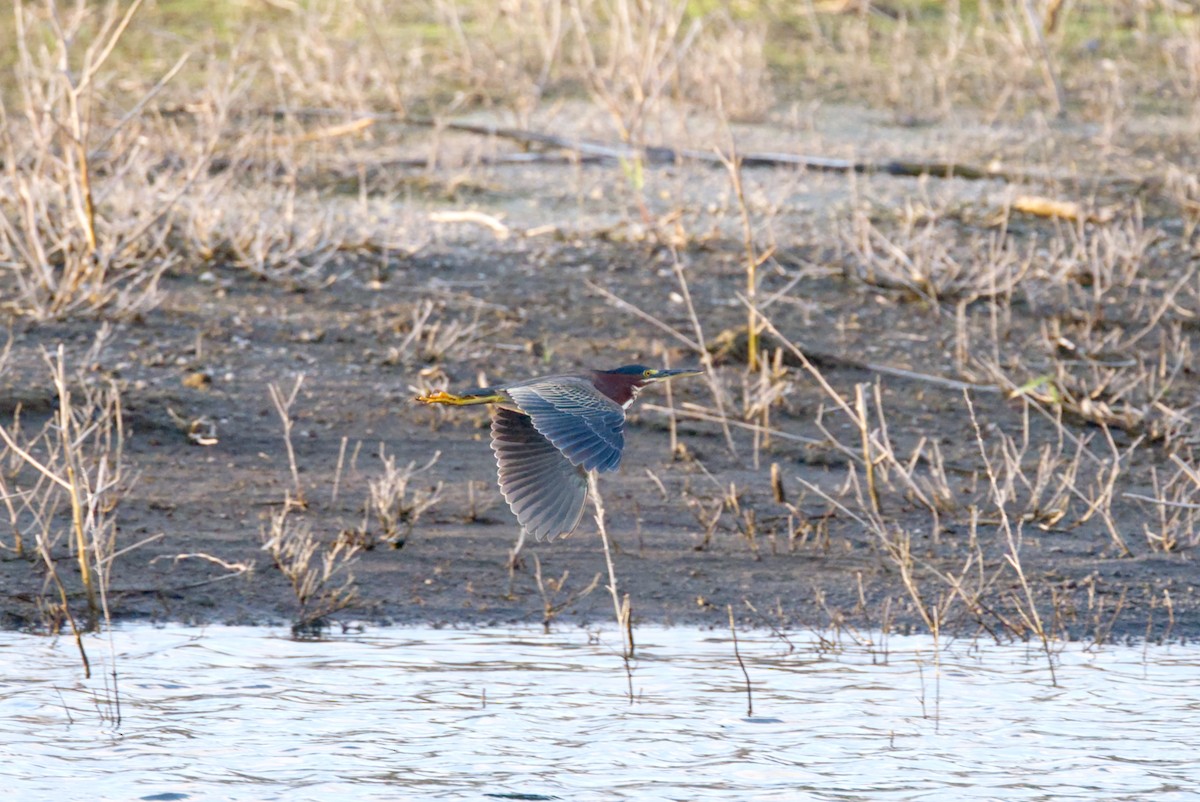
left=490, top=407, right=588, bottom=541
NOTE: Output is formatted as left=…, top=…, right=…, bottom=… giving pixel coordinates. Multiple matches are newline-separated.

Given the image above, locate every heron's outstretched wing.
left=490, top=406, right=588, bottom=541
left=506, top=378, right=626, bottom=473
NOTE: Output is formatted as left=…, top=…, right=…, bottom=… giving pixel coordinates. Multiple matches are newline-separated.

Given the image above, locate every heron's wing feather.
left=507, top=378, right=625, bottom=473
left=490, top=407, right=588, bottom=541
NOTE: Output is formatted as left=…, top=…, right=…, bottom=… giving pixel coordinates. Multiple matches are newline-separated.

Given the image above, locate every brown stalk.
left=728, top=604, right=753, bottom=717
left=39, top=536, right=90, bottom=678
left=588, top=470, right=635, bottom=699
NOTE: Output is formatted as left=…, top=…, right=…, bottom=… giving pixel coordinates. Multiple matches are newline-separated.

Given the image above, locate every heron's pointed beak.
left=646, top=367, right=704, bottom=382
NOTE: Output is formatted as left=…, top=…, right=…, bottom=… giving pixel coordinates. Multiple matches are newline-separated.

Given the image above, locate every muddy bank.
left=1, top=210, right=1196, bottom=642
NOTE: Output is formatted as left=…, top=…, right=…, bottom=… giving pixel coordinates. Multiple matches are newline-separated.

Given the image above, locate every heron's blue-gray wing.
left=490, top=406, right=588, bottom=541
left=506, top=378, right=626, bottom=473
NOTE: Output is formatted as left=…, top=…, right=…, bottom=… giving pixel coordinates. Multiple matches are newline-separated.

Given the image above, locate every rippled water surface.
left=1, top=625, right=1198, bottom=801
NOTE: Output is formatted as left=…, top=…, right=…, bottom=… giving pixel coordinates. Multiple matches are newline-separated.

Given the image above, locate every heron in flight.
left=417, top=365, right=701, bottom=540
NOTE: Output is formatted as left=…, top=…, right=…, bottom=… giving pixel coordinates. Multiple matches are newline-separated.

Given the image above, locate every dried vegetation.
left=1, top=0, right=1199, bottom=650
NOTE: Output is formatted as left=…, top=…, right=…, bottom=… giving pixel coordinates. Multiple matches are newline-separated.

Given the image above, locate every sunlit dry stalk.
left=331, top=436, right=350, bottom=506
left=588, top=471, right=635, bottom=697
left=855, top=384, right=881, bottom=516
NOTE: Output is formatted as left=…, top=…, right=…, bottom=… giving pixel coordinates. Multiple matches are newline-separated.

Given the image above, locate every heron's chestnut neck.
left=590, top=371, right=646, bottom=408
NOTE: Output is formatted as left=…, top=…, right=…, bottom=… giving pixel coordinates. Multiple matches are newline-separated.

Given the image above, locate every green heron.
left=417, top=365, right=702, bottom=540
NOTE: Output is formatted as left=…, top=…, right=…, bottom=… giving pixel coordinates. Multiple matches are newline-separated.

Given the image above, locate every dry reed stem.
left=855, top=384, right=881, bottom=516
left=668, top=252, right=738, bottom=455
left=588, top=471, right=635, bottom=697
left=727, top=603, right=753, bottom=717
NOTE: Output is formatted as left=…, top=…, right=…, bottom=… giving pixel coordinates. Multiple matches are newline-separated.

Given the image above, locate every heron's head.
left=595, top=364, right=703, bottom=405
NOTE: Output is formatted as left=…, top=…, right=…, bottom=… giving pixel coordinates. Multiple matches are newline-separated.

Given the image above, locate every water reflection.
left=0, top=626, right=1197, bottom=801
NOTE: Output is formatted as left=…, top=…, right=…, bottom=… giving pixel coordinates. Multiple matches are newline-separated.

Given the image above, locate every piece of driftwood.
left=1012, top=195, right=1115, bottom=223
left=709, top=325, right=1001, bottom=394
left=428, top=210, right=511, bottom=240
left=154, top=106, right=1044, bottom=184
left=406, top=116, right=1031, bottom=182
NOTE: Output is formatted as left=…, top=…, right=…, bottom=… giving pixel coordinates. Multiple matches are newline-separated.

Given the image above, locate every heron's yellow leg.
left=415, top=390, right=507, bottom=406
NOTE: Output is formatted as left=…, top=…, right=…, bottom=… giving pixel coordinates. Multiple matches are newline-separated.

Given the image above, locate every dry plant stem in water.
left=728, top=604, right=754, bottom=717
left=588, top=471, right=634, bottom=697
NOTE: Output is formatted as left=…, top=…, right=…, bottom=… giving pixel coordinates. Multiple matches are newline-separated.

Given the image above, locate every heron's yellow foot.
left=415, top=390, right=506, bottom=406
left=415, top=390, right=459, bottom=404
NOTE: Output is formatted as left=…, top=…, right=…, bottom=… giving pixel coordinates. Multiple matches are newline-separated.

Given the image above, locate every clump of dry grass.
left=0, top=0, right=209, bottom=320
left=838, top=204, right=1032, bottom=306
left=1129, top=456, right=1200, bottom=553
left=260, top=502, right=360, bottom=633
left=362, top=445, right=444, bottom=547
left=567, top=0, right=773, bottom=143
left=532, top=553, right=600, bottom=632
left=383, top=300, right=487, bottom=368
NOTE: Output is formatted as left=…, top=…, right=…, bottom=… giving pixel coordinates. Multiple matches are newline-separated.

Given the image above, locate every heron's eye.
left=643, top=369, right=654, bottom=378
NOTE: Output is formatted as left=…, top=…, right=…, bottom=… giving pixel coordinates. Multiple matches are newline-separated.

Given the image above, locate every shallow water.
left=1, top=626, right=1197, bottom=801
